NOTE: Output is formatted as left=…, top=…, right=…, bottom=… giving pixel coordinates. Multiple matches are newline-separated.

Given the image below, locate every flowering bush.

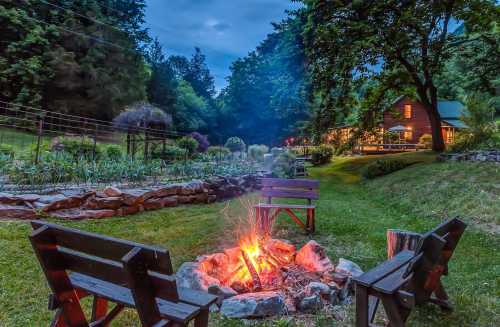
left=189, top=132, right=210, bottom=152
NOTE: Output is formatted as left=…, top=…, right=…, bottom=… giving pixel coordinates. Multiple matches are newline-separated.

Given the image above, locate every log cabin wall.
left=383, top=97, right=434, bottom=143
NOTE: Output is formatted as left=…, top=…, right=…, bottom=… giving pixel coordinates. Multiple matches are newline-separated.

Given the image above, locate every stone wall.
left=438, top=150, right=500, bottom=163
left=0, top=174, right=262, bottom=220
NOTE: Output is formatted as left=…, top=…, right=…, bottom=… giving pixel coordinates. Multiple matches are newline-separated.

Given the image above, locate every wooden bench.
left=353, top=217, right=467, bottom=327
left=254, top=178, right=319, bottom=234
left=29, top=220, right=217, bottom=327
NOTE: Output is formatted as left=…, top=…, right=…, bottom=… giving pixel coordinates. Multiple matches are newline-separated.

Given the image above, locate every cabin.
left=326, top=96, right=467, bottom=152
left=383, top=96, right=467, bottom=145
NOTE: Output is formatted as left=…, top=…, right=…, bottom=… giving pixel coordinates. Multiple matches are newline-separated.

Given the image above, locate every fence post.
left=34, top=115, right=44, bottom=164
left=93, top=123, right=98, bottom=161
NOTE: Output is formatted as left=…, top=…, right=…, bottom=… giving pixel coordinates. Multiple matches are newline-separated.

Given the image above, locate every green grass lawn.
left=0, top=152, right=499, bottom=326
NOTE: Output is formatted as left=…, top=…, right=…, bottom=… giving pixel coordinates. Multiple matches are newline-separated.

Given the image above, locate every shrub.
left=207, top=146, right=231, bottom=159
left=189, top=132, right=210, bottom=152
left=361, top=159, right=412, bottom=179
left=271, top=147, right=283, bottom=157
left=164, top=145, right=187, bottom=160
left=271, top=150, right=296, bottom=178
left=0, top=144, right=14, bottom=158
left=311, top=145, right=334, bottom=166
left=248, top=144, right=269, bottom=161
left=54, top=136, right=102, bottom=160
left=177, top=136, right=199, bottom=156
left=449, top=93, right=497, bottom=151
left=225, top=137, right=246, bottom=153
left=105, top=145, right=123, bottom=160
left=419, top=134, right=432, bottom=148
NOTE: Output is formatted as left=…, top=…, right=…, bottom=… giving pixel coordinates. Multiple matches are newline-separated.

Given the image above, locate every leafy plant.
left=311, top=145, right=334, bottom=166
left=177, top=136, right=199, bottom=156
left=361, top=159, right=412, bottom=179
left=54, top=136, right=103, bottom=161
left=105, top=145, right=123, bottom=161
left=248, top=144, right=269, bottom=161
left=0, top=144, right=14, bottom=158
left=271, top=150, right=296, bottom=178
left=189, top=132, right=210, bottom=152
left=449, top=93, right=497, bottom=152
left=419, top=134, right=433, bottom=148
left=207, top=146, right=231, bottom=159
left=225, top=137, right=246, bottom=153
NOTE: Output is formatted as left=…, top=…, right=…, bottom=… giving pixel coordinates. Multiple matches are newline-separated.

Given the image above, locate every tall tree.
left=220, top=12, right=310, bottom=145
left=146, top=38, right=177, bottom=113
left=0, top=0, right=149, bottom=120
left=302, top=0, right=498, bottom=151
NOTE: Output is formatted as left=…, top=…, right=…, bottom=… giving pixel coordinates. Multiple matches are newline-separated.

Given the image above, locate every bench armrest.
left=353, top=250, right=415, bottom=287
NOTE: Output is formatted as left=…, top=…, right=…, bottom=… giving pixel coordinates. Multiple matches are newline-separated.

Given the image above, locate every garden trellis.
left=0, top=100, right=183, bottom=162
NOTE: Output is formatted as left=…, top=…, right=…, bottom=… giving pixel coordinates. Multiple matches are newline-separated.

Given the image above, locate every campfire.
left=176, top=209, right=363, bottom=319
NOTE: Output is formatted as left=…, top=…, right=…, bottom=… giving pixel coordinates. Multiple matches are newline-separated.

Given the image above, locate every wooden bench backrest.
left=30, top=221, right=179, bottom=304
left=260, top=178, right=319, bottom=204
left=408, top=217, right=467, bottom=303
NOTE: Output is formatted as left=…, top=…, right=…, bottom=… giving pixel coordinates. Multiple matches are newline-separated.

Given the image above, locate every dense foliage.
left=311, top=145, right=334, bottom=166
left=218, top=13, right=311, bottom=145
left=300, top=0, right=499, bottom=151
left=361, top=159, right=414, bottom=179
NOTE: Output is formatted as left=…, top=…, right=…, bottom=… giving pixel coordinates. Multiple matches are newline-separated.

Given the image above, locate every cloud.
left=145, top=0, right=301, bottom=90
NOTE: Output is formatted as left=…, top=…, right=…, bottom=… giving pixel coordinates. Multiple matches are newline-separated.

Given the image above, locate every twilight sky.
left=144, top=0, right=302, bottom=90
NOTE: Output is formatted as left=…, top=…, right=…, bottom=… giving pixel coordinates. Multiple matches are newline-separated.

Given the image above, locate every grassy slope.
left=0, top=152, right=499, bottom=326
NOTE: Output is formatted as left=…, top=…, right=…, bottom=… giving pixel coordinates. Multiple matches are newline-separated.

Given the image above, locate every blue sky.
left=144, top=0, right=302, bottom=90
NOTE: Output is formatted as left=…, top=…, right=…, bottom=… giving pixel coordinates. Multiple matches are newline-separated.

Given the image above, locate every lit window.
left=404, top=104, right=412, bottom=119
left=404, top=130, right=413, bottom=141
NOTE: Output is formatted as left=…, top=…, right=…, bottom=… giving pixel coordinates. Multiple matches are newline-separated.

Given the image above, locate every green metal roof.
left=438, top=101, right=465, bottom=119
left=443, top=119, right=468, bottom=129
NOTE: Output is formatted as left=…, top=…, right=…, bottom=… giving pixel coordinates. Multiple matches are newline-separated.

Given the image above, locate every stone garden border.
left=0, top=174, right=263, bottom=220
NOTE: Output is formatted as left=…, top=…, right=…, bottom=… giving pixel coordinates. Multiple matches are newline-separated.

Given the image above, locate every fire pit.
left=176, top=227, right=363, bottom=319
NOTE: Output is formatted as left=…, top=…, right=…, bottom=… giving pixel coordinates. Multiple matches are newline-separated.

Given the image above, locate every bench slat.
left=261, top=189, right=319, bottom=200
left=31, top=220, right=173, bottom=275
left=353, top=250, right=415, bottom=287
left=255, top=203, right=315, bottom=209
left=261, top=178, right=319, bottom=189
left=372, top=263, right=412, bottom=294
left=69, top=273, right=199, bottom=323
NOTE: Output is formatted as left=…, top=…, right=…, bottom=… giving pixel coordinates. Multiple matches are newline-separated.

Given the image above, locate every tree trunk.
left=387, top=229, right=422, bottom=259
left=418, top=86, right=446, bottom=152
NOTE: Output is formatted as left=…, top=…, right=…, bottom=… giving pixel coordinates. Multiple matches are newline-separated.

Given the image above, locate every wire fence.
left=0, top=101, right=258, bottom=193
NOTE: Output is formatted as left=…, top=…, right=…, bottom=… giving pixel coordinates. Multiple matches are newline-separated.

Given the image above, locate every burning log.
left=241, top=250, right=262, bottom=291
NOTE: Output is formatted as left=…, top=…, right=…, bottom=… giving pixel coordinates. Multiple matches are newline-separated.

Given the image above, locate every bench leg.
left=306, top=208, right=315, bottom=234
left=355, top=284, right=370, bottom=327
left=194, top=308, right=209, bottom=327
left=50, top=309, right=67, bottom=327
left=380, top=294, right=411, bottom=327
left=429, top=280, right=453, bottom=311
left=91, top=296, right=108, bottom=322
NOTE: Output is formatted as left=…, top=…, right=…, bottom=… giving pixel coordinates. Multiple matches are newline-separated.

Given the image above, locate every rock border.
left=438, top=150, right=500, bottom=163
left=0, top=174, right=263, bottom=220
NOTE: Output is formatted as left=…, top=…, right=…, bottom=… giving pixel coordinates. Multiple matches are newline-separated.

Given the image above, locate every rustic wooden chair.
left=29, top=220, right=217, bottom=327
left=254, top=178, right=319, bottom=234
left=353, top=217, right=467, bottom=327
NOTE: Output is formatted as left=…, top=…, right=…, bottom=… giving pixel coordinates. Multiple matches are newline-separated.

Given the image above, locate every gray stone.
left=176, top=262, right=221, bottom=291
left=156, top=185, right=181, bottom=197
left=220, top=291, right=285, bottom=318
left=208, top=284, right=238, bottom=306
left=37, top=194, right=66, bottom=204
left=335, top=258, right=363, bottom=278
left=305, top=282, right=331, bottom=297
left=298, top=294, right=323, bottom=312
left=0, top=193, right=40, bottom=205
